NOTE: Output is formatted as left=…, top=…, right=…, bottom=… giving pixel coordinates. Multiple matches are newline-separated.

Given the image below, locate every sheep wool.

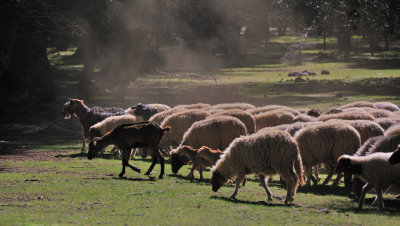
left=212, top=109, right=256, bottom=134
left=211, top=129, right=304, bottom=204
left=373, top=102, right=400, bottom=112
left=254, top=109, right=296, bottom=131
left=89, top=114, right=137, bottom=139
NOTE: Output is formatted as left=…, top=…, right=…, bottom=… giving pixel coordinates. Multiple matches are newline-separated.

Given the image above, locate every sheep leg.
left=314, top=165, right=321, bottom=182
left=230, top=175, right=245, bottom=199
left=375, top=185, right=384, bottom=211
left=331, top=173, right=343, bottom=187
left=259, top=175, right=273, bottom=201
left=322, top=164, right=334, bottom=186
left=81, top=138, right=86, bottom=152
left=305, top=166, right=316, bottom=186
left=358, top=183, right=373, bottom=210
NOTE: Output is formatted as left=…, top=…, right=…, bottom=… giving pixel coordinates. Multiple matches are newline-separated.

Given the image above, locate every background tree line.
left=0, top=0, right=399, bottom=101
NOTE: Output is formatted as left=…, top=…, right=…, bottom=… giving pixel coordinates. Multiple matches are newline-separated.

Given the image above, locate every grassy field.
left=1, top=143, right=400, bottom=225
left=1, top=35, right=400, bottom=225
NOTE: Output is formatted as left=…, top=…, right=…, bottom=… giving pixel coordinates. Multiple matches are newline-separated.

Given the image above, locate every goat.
left=88, top=122, right=170, bottom=179
left=63, top=99, right=125, bottom=152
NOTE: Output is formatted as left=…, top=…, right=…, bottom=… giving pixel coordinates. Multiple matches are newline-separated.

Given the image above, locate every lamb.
left=384, top=124, right=400, bottom=136
left=169, top=145, right=212, bottom=181
left=373, top=102, right=400, bottom=112
left=211, top=129, right=304, bottom=204
left=336, top=152, right=400, bottom=211
left=212, top=109, right=256, bottom=134
left=317, top=111, right=375, bottom=121
left=388, top=145, right=400, bottom=165
left=209, top=102, right=256, bottom=111
left=170, top=116, right=247, bottom=175
left=197, top=146, right=224, bottom=167
left=88, top=122, right=170, bottom=179
left=62, top=99, right=126, bottom=152
left=159, top=109, right=211, bottom=150
left=254, top=109, right=296, bottom=131
left=295, top=122, right=361, bottom=186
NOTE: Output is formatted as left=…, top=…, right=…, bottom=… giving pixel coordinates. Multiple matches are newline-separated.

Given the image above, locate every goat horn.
left=91, top=137, right=101, bottom=143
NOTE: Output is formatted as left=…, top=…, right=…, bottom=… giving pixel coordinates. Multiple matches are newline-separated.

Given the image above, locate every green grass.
left=1, top=146, right=400, bottom=225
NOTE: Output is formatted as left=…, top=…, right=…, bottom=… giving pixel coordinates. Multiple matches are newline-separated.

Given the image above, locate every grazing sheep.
left=248, top=105, right=300, bottom=116
left=338, top=101, right=375, bottom=110
left=254, top=109, right=296, bottom=131
left=212, top=109, right=256, bottom=134
left=318, top=111, right=375, bottom=121
left=295, top=122, right=361, bottom=186
left=285, top=122, right=322, bottom=137
left=62, top=99, right=126, bottom=152
left=88, top=122, right=170, bottom=179
left=365, top=134, right=400, bottom=156
left=375, top=118, right=400, bottom=130
left=384, top=124, right=400, bottom=136
left=373, top=102, right=400, bottom=112
left=170, top=116, right=247, bottom=174
left=336, top=152, right=400, bottom=211
left=211, top=130, right=304, bottom=204
left=159, top=109, right=211, bottom=150
left=210, top=103, right=256, bottom=111
left=362, top=107, right=393, bottom=118
left=388, top=145, right=400, bottom=165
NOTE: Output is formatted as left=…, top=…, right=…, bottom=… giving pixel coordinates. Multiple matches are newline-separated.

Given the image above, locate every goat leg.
left=145, top=154, right=157, bottom=176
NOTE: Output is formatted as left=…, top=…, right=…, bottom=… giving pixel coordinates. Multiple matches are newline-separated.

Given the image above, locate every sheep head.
left=211, top=170, right=228, bottom=192
left=336, top=155, right=362, bottom=175
left=87, top=137, right=101, bottom=160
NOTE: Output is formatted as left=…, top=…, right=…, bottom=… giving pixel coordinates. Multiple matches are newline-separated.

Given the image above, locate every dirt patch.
left=0, top=150, right=76, bottom=162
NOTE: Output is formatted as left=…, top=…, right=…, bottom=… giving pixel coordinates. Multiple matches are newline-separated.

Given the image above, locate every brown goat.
left=88, top=122, right=170, bottom=179
left=197, top=146, right=223, bottom=166
left=172, top=145, right=210, bottom=181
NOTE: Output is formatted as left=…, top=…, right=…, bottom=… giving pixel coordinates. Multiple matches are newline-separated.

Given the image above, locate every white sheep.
left=211, top=129, right=304, bottom=204
left=212, top=109, right=256, bottom=134
left=336, top=152, right=400, bottom=211
left=375, top=117, right=400, bottom=130
left=210, top=102, right=256, bottom=111
left=318, top=111, right=375, bottom=121
left=338, top=101, right=375, bottom=110
left=373, top=102, right=400, bottom=112
left=295, top=122, right=361, bottom=186
left=248, top=105, right=300, bottom=116
left=384, top=124, right=400, bottom=136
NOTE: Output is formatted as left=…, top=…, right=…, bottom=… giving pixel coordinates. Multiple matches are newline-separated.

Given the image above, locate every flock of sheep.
left=63, top=99, right=400, bottom=211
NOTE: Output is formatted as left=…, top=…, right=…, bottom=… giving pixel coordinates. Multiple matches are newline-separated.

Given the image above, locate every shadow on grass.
left=168, top=173, right=211, bottom=184
left=210, top=196, right=294, bottom=207
left=112, top=176, right=156, bottom=182
left=297, top=185, right=349, bottom=196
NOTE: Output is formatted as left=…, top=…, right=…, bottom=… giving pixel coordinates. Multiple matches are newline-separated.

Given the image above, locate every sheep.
left=373, top=102, right=400, bottom=112
left=364, top=134, right=400, bottom=156
left=212, top=109, right=256, bottom=134
left=362, top=107, right=393, bottom=118
left=325, top=108, right=343, bottom=115
left=149, top=108, right=186, bottom=125
left=375, top=117, right=400, bottom=130
left=209, top=103, right=256, bottom=111
left=285, top=122, right=322, bottom=137
left=254, top=109, right=296, bottom=131
left=169, top=145, right=213, bottom=181
left=293, top=114, right=317, bottom=123
left=88, top=122, right=170, bottom=179
left=159, top=109, right=211, bottom=150
left=338, top=101, right=375, bottom=110
left=130, top=103, right=170, bottom=122
left=384, top=124, right=400, bottom=136
left=174, top=103, right=211, bottom=110
left=388, top=145, right=400, bottom=165
left=326, top=120, right=384, bottom=144
left=295, top=122, right=361, bottom=186
left=62, top=99, right=126, bottom=152
left=317, top=111, right=375, bottom=121
left=170, top=116, right=247, bottom=175
left=247, top=105, right=300, bottom=116
left=211, top=129, right=304, bottom=204
left=336, top=152, right=400, bottom=211
left=88, top=114, right=137, bottom=140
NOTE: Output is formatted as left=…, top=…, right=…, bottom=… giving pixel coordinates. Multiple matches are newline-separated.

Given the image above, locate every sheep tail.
left=294, top=153, right=305, bottom=186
